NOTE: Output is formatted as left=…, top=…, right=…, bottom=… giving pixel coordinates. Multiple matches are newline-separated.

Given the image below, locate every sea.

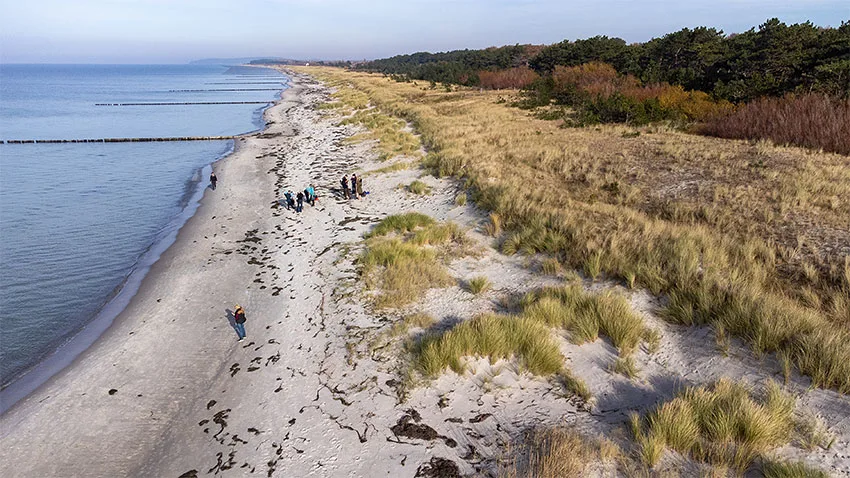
left=0, top=64, right=287, bottom=410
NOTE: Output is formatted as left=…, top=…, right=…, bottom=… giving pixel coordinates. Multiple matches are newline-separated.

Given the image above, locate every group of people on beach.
left=208, top=169, right=367, bottom=343
left=282, top=185, right=318, bottom=213
left=341, top=173, right=364, bottom=199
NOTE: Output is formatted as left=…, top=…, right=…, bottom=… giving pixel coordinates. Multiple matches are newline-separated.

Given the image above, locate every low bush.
left=478, top=66, right=539, bottom=90
left=699, top=93, right=850, bottom=155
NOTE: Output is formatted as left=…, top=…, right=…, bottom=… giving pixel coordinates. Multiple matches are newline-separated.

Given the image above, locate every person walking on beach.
left=233, top=305, right=247, bottom=341
left=283, top=190, right=293, bottom=210
left=296, top=191, right=304, bottom=212
left=210, top=171, right=218, bottom=190
left=355, top=175, right=363, bottom=198
left=341, top=175, right=351, bottom=200
left=351, top=174, right=359, bottom=199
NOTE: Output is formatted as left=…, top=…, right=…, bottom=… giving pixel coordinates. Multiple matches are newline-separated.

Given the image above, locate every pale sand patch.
left=1, top=71, right=848, bottom=478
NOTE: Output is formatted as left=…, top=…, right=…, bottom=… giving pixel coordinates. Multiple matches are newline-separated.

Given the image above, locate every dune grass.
left=610, top=356, right=639, bottom=379
left=296, top=66, right=850, bottom=395
left=406, top=179, right=431, bottom=195
left=360, top=213, right=466, bottom=308
left=413, top=313, right=564, bottom=377
left=521, top=285, right=648, bottom=356
left=366, top=211, right=435, bottom=238
left=499, top=428, right=620, bottom=478
left=466, top=276, right=491, bottom=295
left=761, top=459, right=830, bottom=478
left=388, top=312, right=436, bottom=337
left=540, top=257, right=562, bottom=275
left=408, top=283, right=649, bottom=398
left=341, top=108, right=421, bottom=160
left=410, top=312, right=591, bottom=399
left=366, top=161, right=416, bottom=175
left=630, top=379, right=797, bottom=473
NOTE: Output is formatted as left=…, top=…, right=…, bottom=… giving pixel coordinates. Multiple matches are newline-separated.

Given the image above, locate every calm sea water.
left=0, top=64, right=287, bottom=397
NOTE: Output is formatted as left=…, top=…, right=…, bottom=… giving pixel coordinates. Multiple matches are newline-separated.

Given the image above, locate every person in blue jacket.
left=233, top=305, right=247, bottom=342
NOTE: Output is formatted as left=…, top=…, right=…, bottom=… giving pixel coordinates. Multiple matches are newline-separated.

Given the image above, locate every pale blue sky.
left=1, top=0, right=847, bottom=63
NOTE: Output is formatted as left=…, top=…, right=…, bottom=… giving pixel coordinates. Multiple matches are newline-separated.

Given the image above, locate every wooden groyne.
left=95, top=101, right=271, bottom=106
left=206, top=82, right=286, bottom=85
left=1, top=136, right=238, bottom=144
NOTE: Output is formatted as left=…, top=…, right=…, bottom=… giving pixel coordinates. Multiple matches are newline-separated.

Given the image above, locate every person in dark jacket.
left=210, top=171, right=218, bottom=189
left=296, top=191, right=304, bottom=212
left=233, top=304, right=247, bottom=341
left=350, top=174, right=358, bottom=199
left=341, top=175, right=351, bottom=199
left=283, top=190, right=293, bottom=209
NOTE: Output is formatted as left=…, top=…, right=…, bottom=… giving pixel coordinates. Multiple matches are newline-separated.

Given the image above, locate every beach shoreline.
left=0, top=71, right=286, bottom=412
left=0, top=74, right=303, bottom=475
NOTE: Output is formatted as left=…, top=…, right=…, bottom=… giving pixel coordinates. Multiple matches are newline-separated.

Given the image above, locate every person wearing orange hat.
left=233, top=305, right=247, bottom=341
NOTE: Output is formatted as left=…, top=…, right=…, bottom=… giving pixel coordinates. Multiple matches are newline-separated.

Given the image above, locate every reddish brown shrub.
left=699, top=94, right=850, bottom=155
left=545, top=62, right=735, bottom=124
left=552, top=62, right=633, bottom=99
left=478, top=67, right=539, bottom=90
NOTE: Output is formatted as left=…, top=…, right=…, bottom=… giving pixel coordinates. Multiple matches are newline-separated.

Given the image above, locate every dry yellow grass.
left=630, top=379, right=801, bottom=473
left=521, top=285, right=649, bottom=356
left=295, top=66, right=850, bottom=394
left=406, top=179, right=431, bottom=195
left=499, top=428, right=620, bottom=478
left=359, top=213, right=465, bottom=308
left=316, top=74, right=422, bottom=161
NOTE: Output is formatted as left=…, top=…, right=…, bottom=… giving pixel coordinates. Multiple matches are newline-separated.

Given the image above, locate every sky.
left=1, top=0, right=847, bottom=63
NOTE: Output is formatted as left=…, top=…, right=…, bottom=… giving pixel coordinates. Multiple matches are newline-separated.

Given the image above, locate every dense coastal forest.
left=356, top=19, right=849, bottom=100
left=354, top=19, right=850, bottom=154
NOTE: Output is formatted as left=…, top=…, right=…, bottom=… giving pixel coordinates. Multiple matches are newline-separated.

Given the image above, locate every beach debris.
left=414, top=457, right=461, bottom=478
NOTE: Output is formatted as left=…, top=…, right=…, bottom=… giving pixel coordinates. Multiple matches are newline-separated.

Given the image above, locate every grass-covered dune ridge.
left=298, top=66, right=850, bottom=394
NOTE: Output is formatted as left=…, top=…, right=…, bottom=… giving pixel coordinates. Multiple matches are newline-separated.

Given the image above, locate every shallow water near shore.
left=0, top=64, right=287, bottom=400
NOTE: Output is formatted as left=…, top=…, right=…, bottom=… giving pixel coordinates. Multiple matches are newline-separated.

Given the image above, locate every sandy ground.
left=1, top=71, right=849, bottom=477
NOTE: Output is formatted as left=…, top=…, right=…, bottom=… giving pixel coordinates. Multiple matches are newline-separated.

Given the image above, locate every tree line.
left=355, top=19, right=850, bottom=102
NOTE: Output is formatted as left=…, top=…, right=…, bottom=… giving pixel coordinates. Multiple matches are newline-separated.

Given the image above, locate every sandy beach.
left=2, top=70, right=849, bottom=478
